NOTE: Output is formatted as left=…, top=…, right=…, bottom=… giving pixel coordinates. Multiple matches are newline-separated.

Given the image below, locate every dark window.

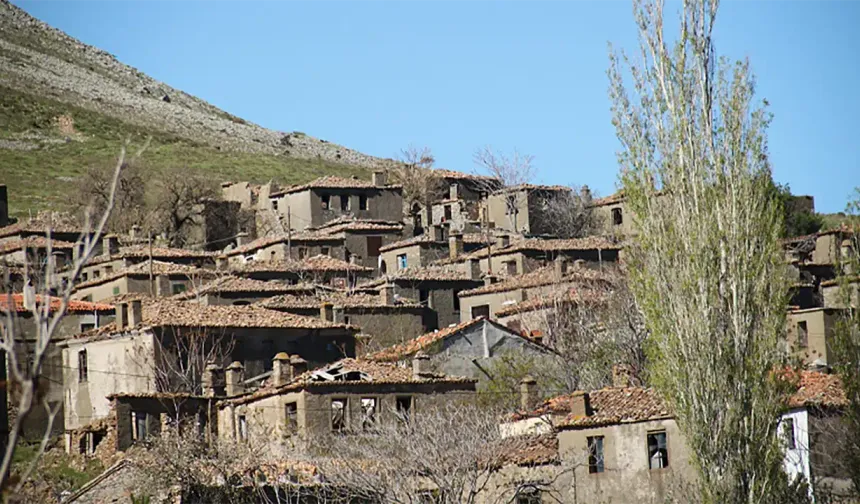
left=453, top=290, right=461, bottom=311
left=397, top=254, right=407, bottom=269
left=104, top=266, right=113, bottom=274
left=78, top=350, right=88, bottom=382
left=797, top=321, right=808, bottom=348
left=471, top=305, right=490, bottom=320
left=321, top=194, right=330, bottom=209
left=516, top=489, right=542, bottom=504
left=380, top=260, right=388, bottom=274
left=444, top=205, right=452, bottom=221
left=82, top=272, right=88, bottom=281
left=359, top=195, right=368, bottom=210
left=133, top=411, right=148, bottom=442
left=611, top=207, right=623, bottom=226
left=506, top=195, right=517, bottom=215
left=79, top=435, right=87, bottom=454
left=506, top=260, right=517, bottom=275
left=361, top=397, right=377, bottom=430
left=80, top=323, right=95, bottom=333
left=340, top=195, right=349, bottom=211
left=82, top=295, right=93, bottom=302
left=331, top=398, right=348, bottom=432
left=90, top=431, right=104, bottom=453
left=238, top=415, right=247, bottom=441
left=343, top=315, right=351, bottom=325
left=93, top=270, right=101, bottom=278
left=396, top=396, right=413, bottom=423
left=783, top=418, right=796, bottom=449
left=587, top=436, right=605, bottom=473
left=321, top=247, right=330, bottom=256
left=298, top=247, right=308, bottom=259
left=171, top=283, right=186, bottom=294
left=647, top=431, right=669, bottom=469
left=419, top=290, right=429, bottom=307
left=272, top=199, right=279, bottom=211
left=285, top=402, right=298, bottom=434
left=367, top=236, right=382, bottom=257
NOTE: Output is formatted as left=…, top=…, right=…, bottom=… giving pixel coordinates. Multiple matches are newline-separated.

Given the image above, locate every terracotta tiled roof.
left=461, top=237, right=620, bottom=261
left=494, top=287, right=608, bottom=317
left=225, top=232, right=343, bottom=256
left=379, top=233, right=485, bottom=253
left=492, top=183, right=571, bottom=194
left=366, top=318, right=487, bottom=362
left=460, top=265, right=613, bottom=297
left=590, top=191, right=626, bottom=207
left=270, top=176, right=402, bottom=197
left=222, top=357, right=476, bottom=406
left=234, top=255, right=373, bottom=274
left=75, top=261, right=214, bottom=289
left=0, top=237, right=76, bottom=254
left=500, top=435, right=559, bottom=466
left=310, top=217, right=404, bottom=235
left=358, top=266, right=477, bottom=288
left=430, top=169, right=500, bottom=182
left=0, top=215, right=84, bottom=238
left=173, top=276, right=314, bottom=299
left=787, top=370, right=848, bottom=408
left=261, top=291, right=420, bottom=311
left=0, top=293, right=114, bottom=314
left=84, top=245, right=215, bottom=266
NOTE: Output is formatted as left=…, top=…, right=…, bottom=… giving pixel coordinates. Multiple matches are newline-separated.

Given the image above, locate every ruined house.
left=786, top=307, right=847, bottom=368
left=494, top=286, right=608, bottom=339
left=216, top=356, right=476, bottom=453
left=426, top=170, right=502, bottom=233
left=269, top=174, right=403, bottom=231
left=78, top=241, right=216, bottom=283
left=483, top=184, right=571, bottom=236
left=306, top=217, right=405, bottom=272
left=378, top=228, right=486, bottom=274
left=60, top=299, right=357, bottom=436
left=174, top=276, right=317, bottom=306
left=72, top=261, right=217, bottom=302
left=231, top=254, right=374, bottom=289
left=223, top=230, right=346, bottom=266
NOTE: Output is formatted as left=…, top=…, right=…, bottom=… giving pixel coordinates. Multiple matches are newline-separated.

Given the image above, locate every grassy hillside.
left=0, top=86, right=368, bottom=218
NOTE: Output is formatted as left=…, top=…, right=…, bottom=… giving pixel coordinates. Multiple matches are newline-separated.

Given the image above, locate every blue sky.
left=16, top=1, right=860, bottom=213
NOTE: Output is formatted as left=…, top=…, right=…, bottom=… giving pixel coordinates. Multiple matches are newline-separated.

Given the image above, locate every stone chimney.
left=580, top=185, right=592, bottom=203
left=569, top=391, right=592, bottom=417
left=469, top=258, right=482, bottom=280
left=554, top=257, right=568, bottom=276
left=290, top=355, right=308, bottom=378
left=449, top=233, right=464, bottom=260
left=225, top=361, right=245, bottom=396
left=320, top=302, right=334, bottom=322
left=22, top=280, right=35, bottom=311
left=412, top=351, right=433, bottom=379
left=272, top=352, right=292, bottom=387
left=483, top=274, right=498, bottom=287
left=202, top=363, right=225, bottom=397
left=380, top=284, right=395, bottom=305
left=102, top=235, right=120, bottom=257
left=496, top=235, right=510, bottom=249
left=449, top=183, right=459, bottom=200
left=520, top=375, right=538, bottom=411
left=372, top=171, right=387, bottom=187
left=114, top=302, right=128, bottom=330
left=235, top=232, right=249, bottom=247
left=431, top=224, right=445, bottom=242
left=128, top=299, right=142, bottom=327
left=130, top=224, right=142, bottom=240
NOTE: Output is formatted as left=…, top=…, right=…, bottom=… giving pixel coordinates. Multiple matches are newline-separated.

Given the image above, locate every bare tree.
left=149, top=168, right=220, bottom=248
left=75, top=160, right=147, bottom=234
left=392, top=146, right=447, bottom=234
left=473, top=147, right=535, bottom=189
left=540, top=186, right=600, bottom=239
left=609, top=0, right=796, bottom=502
left=0, top=142, right=143, bottom=496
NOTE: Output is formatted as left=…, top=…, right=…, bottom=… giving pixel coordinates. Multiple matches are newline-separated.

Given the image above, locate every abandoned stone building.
left=379, top=228, right=486, bottom=274
left=0, top=213, right=91, bottom=245
left=216, top=356, right=476, bottom=452
left=494, top=286, right=608, bottom=339
left=0, top=294, right=114, bottom=438
left=223, top=230, right=346, bottom=266
left=72, top=261, right=217, bottom=302
left=173, top=276, right=316, bottom=306
left=60, top=299, right=357, bottom=435
left=426, top=170, right=502, bottom=233
left=367, top=317, right=555, bottom=386
left=231, top=254, right=374, bottom=289
left=483, top=184, right=571, bottom=235
left=307, top=216, right=405, bottom=271
left=0, top=236, right=76, bottom=289
left=77, top=241, right=216, bottom=283
left=269, top=174, right=403, bottom=231
left=589, top=192, right=636, bottom=237
left=260, top=286, right=425, bottom=349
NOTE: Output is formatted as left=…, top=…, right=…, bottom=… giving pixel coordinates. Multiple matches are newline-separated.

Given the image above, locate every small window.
left=611, top=207, right=623, bottom=226
left=272, top=199, right=279, bottom=211
left=340, top=195, right=350, bottom=211
left=783, top=418, right=796, bottom=449
left=444, top=205, right=452, bottom=221
left=797, top=321, right=808, bottom=348
left=80, top=323, right=95, bottom=333
left=359, top=195, right=368, bottom=210
left=395, top=396, right=413, bottom=423
left=516, top=489, right=542, bottom=504
left=361, top=397, right=377, bottom=430
left=285, top=402, right=298, bottom=434
left=321, top=247, right=330, bottom=256
left=321, top=194, right=331, bottom=209
left=419, top=290, right=429, bottom=307
left=453, top=290, right=461, bottom=311
left=506, top=194, right=517, bottom=215
left=82, top=272, right=88, bottom=281
left=132, top=411, right=148, bottom=442
left=331, top=398, right=348, bottom=432
left=397, top=254, right=408, bottom=270
left=647, top=431, right=668, bottom=469
left=79, top=435, right=87, bottom=454
left=505, top=260, right=517, bottom=275
left=82, top=295, right=93, bottom=302
left=78, top=350, right=88, bottom=383
left=171, top=283, right=186, bottom=294
left=471, top=305, right=490, bottom=320
left=587, top=436, right=605, bottom=474
left=104, top=266, right=113, bottom=274
left=238, top=415, right=248, bottom=441
left=343, top=315, right=351, bottom=325
left=93, top=270, right=101, bottom=278
left=298, top=247, right=308, bottom=260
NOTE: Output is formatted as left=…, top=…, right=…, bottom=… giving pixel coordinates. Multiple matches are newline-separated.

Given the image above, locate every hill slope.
left=0, top=0, right=393, bottom=217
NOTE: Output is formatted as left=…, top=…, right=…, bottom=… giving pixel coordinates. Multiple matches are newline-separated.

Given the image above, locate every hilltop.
left=0, top=0, right=393, bottom=217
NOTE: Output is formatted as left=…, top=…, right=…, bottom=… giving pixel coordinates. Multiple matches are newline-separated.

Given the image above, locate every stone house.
left=426, top=170, right=502, bottom=233
left=458, top=263, right=614, bottom=323
left=260, top=287, right=425, bottom=349
left=821, top=277, right=859, bottom=309
left=786, top=307, right=846, bottom=367
left=0, top=214, right=89, bottom=245
left=379, top=228, right=486, bottom=274
left=216, top=356, right=476, bottom=452
left=366, top=317, right=554, bottom=386
left=307, top=217, right=406, bottom=272
left=589, top=192, right=636, bottom=237
left=483, top=184, right=571, bottom=235
left=0, top=237, right=76, bottom=289
left=174, top=276, right=316, bottom=306
left=183, top=199, right=242, bottom=252
left=357, top=266, right=483, bottom=331
left=269, top=174, right=403, bottom=231
left=1, top=294, right=114, bottom=438
left=78, top=242, right=216, bottom=284
left=223, top=231, right=346, bottom=266
left=60, top=299, right=357, bottom=434
left=232, top=254, right=374, bottom=289
left=495, top=286, right=608, bottom=339
left=72, top=261, right=217, bottom=302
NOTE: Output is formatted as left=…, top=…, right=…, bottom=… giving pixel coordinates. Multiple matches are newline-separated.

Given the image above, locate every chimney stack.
left=449, top=183, right=459, bottom=200
left=225, top=361, right=245, bottom=396
left=128, top=299, right=142, bottom=327
left=320, top=302, right=334, bottom=322
left=468, top=258, right=482, bottom=280
left=431, top=224, right=445, bottom=242
left=22, top=280, right=35, bottom=311
left=272, top=353, right=292, bottom=387
left=580, top=185, right=592, bottom=203
left=114, top=302, right=128, bottom=330
left=569, top=391, right=592, bottom=417
left=412, top=351, right=433, bottom=379
left=554, top=257, right=568, bottom=276
left=130, top=224, right=142, bottom=241
left=449, top=233, right=464, bottom=260
left=290, top=355, right=308, bottom=379
left=372, top=171, right=387, bottom=187
left=102, top=234, right=120, bottom=257
left=520, top=375, right=538, bottom=411
left=235, top=232, right=249, bottom=247
left=202, top=362, right=225, bottom=397
left=380, top=284, right=395, bottom=305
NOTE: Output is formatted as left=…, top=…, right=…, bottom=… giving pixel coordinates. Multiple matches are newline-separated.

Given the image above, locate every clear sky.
left=15, top=0, right=860, bottom=213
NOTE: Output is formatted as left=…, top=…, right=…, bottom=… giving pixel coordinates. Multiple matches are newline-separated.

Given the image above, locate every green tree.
left=766, top=181, right=824, bottom=238
left=609, top=0, right=796, bottom=502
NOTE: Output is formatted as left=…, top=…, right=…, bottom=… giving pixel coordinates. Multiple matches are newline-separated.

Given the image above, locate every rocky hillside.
left=0, top=0, right=393, bottom=217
